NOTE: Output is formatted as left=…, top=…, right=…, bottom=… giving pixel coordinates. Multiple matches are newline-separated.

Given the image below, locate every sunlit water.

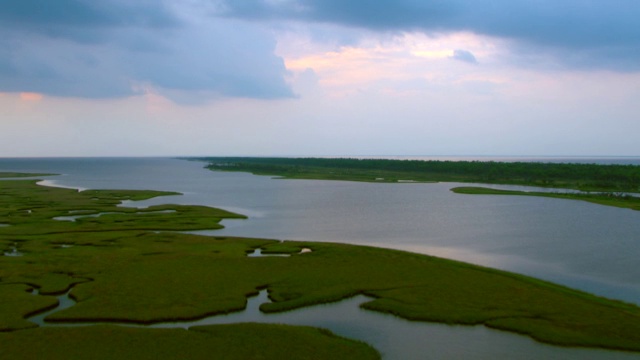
left=3, top=157, right=640, bottom=359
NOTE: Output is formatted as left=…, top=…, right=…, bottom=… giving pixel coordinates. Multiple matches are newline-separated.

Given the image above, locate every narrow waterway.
left=27, top=283, right=639, bottom=360
left=3, top=157, right=640, bottom=359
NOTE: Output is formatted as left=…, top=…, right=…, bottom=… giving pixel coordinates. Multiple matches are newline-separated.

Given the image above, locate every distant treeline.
left=196, top=157, right=640, bottom=192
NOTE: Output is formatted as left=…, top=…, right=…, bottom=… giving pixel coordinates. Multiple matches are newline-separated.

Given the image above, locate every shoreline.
left=2, top=173, right=640, bottom=356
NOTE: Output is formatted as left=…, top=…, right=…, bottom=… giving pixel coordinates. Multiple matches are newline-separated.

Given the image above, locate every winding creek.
left=24, top=279, right=640, bottom=360
left=4, top=157, right=640, bottom=359
left=52, top=209, right=176, bottom=222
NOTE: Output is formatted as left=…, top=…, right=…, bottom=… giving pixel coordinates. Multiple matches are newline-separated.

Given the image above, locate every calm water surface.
left=32, top=289, right=640, bottom=360
left=2, top=157, right=640, bottom=359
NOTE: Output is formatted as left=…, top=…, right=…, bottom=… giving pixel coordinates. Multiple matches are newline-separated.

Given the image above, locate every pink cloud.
left=20, top=92, right=44, bottom=101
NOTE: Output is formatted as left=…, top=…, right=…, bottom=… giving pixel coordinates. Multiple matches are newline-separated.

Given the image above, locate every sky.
left=1, top=0, right=639, bottom=157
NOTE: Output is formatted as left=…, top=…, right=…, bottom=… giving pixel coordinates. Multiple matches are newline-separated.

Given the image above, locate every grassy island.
left=0, top=172, right=55, bottom=179
left=195, top=157, right=640, bottom=191
left=2, top=174, right=640, bottom=356
left=452, top=186, right=640, bottom=211
left=195, top=157, right=640, bottom=211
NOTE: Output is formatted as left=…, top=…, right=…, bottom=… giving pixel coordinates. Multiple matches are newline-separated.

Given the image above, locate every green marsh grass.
left=198, top=157, right=640, bottom=192
left=1, top=175, right=640, bottom=354
left=452, top=186, right=640, bottom=211
left=0, top=324, right=380, bottom=360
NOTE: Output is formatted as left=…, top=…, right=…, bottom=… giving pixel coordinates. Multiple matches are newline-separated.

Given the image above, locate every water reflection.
left=32, top=288, right=638, bottom=360
left=146, top=290, right=638, bottom=360
left=9, top=158, right=640, bottom=303
left=203, top=177, right=640, bottom=305
left=4, top=157, right=640, bottom=359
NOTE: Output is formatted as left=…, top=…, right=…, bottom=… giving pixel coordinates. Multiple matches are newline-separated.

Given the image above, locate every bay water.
left=2, top=157, right=640, bottom=359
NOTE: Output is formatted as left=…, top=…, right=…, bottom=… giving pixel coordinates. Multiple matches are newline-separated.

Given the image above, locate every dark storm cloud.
left=0, top=0, right=179, bottom=41
left=0, top=0, right=293, bottom=100
left=224, top=0, right=454, bottom=29
left=4, top=0, right=173, bottom=24
left=221, top=0, right=640, bottom=71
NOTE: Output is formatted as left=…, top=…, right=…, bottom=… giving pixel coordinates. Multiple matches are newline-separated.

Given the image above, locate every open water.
left=2, top=157, right=640, bottom=359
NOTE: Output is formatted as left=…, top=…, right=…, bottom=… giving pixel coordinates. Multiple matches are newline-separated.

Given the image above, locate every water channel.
left=26, top=284, right=638, bottom=360
left=3, top=157, right=640, bottom=359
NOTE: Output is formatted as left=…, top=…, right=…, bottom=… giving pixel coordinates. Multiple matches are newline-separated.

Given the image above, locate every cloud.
left=220, top=0, right=640, bottom=71
left=0, top=0, right=180, bottom=43
left=451, top=49, right=478, bottom=64
left=19, top=92, right=43, bottom=101
left=0, top=0, right=293, bottom=100
left=4, top=0, right=638, bottom=102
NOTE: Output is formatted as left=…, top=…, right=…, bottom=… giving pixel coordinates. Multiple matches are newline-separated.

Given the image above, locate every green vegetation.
left=0, top=172, right=54, bottom=178
left=0, top=324, right=380, bottom=360
left=0, top=180, right=244, bottom=236
left=0, top=176, right=377, bottom=359
left=452, top=187, right=640, bottom=211
left=196, top=157, right=640, bottom=192
left=2, top=174, right=640, bottom=355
